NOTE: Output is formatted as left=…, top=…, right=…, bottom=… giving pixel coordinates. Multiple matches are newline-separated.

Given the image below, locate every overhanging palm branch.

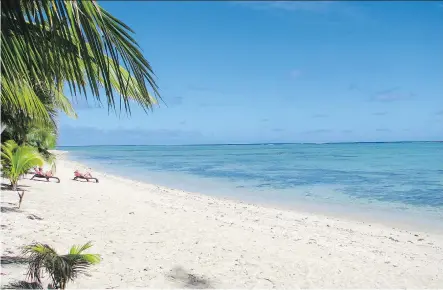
left=2, top=0, right=160, bottom=120
left=1, top=78, right=51, bottom=122
left=23, top=242, right=101, bottom=289
left=1, top=79, right=75, bottom=147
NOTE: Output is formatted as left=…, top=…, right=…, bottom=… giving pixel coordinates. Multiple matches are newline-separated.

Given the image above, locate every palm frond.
left=1, top=77, right=51, bottom=121
left=22, top=243, right=58, bottom=284
left=2, top=0, right=160, bottom=120
left=22, top=242, right=101, bottom=289
left=1, top=140, right=44, bottom=188
left=69, top=241, right=93, bottom=255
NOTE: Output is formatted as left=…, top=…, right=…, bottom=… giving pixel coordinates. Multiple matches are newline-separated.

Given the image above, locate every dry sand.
left=1, top=152, right=443, bottom=288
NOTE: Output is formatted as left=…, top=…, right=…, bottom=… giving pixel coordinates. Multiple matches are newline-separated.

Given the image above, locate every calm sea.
left=60, top=142, right=443, bottom=231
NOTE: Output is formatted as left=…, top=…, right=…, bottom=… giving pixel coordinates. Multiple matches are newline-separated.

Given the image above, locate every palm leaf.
left=22, top=242, right=101, bottom=289
left=22, top=243, right=58, bottom=284
left=2, top=0, right=160, bottom=121
left=1, top=140, right=44, bottom=189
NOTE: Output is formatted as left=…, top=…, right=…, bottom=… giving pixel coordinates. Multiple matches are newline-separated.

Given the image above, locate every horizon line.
left=57, top=140, right=442, bottom=148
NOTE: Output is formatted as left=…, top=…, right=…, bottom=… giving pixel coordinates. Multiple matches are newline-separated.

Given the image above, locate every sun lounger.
left=30, top=173, right=60, bottom=183
left=73, top=175, right=99, bottom=183
left=73, top=170, right=99, bottom=183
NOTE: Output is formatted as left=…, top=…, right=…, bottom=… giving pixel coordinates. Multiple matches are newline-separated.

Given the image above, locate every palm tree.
left=1, top=75, right=76, bottom=171
left=26, top=127, right=57, bottom=151
left=1, top=78, right=77, bottom=142
left=25, top=125, right=58, bottom=172
left=2, top=116, right=59, bottom=173
left=1, top=140, right=44, bottom=190
left=2, top=0, right=160, bottom=124
left=23, top=242, right=101, bottom=289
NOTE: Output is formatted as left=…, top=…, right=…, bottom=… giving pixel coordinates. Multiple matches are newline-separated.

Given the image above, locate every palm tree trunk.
left=11, top=182, right=17, bottom=191
left=17, top=191, right=25, bottom=209
left=1, top=122, right=6, bottom=134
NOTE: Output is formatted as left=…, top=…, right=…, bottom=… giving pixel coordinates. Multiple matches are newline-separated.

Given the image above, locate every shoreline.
left=65, top=151, right=443, bottom=235
left=1, top=152, right=443, bottom=288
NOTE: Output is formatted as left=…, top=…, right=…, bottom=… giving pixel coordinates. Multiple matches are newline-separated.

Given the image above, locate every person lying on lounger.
left=30, top=168, right=60, bottom=183
left=32, top=167, right=43, bottom=174
left=73, top=170, right=99, bottom=183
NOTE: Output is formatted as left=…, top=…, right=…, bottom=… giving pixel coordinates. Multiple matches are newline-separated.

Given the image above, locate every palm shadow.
left=1, top=258, right=43, bottom=289
left=1, top=206, right=21, bottom=213
left=2, top=281, right=43, bottom=289
left=1, top=183, right=29, bottom=191
left=1, top=255, right=29, bottom=265
left=166, top=266, right=213, bottom=289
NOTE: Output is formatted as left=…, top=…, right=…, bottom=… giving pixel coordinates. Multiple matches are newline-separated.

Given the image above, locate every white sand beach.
left=1, top=152, right=443, bottom=288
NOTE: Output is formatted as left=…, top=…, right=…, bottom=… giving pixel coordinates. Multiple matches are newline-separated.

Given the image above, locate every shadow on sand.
left=2, top=281, right=43, bottom=289
left=1, top=255, right=28, bottom=266
left=1, top=183, right=30, bottom=191
left=166, top=266, right=213, bottom=288
left=0, top=206, right=21, bottom=213
left=1, top=257, right=43, bottom=289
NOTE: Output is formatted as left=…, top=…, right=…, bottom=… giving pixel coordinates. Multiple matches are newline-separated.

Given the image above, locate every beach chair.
left=30, top=169, right=60, bottom=183
left=73, top=170, right=99, bottom=183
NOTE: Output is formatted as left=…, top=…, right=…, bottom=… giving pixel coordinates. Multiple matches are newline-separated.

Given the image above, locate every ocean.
left=60, top=142, right=443, bottom=231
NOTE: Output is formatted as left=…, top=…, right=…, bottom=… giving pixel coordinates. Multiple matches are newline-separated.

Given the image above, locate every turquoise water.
left=60, top=142, right=443, bottom=229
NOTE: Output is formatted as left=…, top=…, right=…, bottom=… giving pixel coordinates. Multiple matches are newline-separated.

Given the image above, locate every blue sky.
left=59, top=1, right=443, bottom=145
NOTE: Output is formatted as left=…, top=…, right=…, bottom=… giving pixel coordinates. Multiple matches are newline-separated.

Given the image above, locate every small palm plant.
left=1, top=140, right=44, bottom=190
left=23, top=242, right=101, bottom=289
